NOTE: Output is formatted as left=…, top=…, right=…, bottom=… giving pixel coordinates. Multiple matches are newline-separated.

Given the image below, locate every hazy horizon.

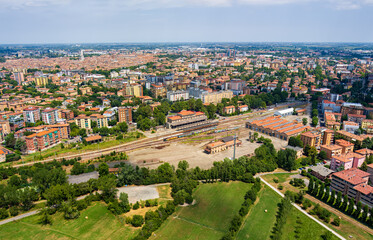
left=1, top=0, right=372, bottom=44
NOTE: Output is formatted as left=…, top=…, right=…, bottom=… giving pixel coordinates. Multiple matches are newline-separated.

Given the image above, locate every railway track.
left=12, top=102, right=304, bottom=168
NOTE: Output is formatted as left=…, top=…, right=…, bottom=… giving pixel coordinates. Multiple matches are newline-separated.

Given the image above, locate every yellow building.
left=201, top=90, right=233, bottom=104
left=34, top=77, right=48, bottom=86
left=300, top=131, right=321, bottom=148
left=362, top=119, right=373, bottom=130
left=75, top=115, right=92, bottom=129
left=90, top=114, right=108, bottom=128
left=125, top=83, right=143, bottom=97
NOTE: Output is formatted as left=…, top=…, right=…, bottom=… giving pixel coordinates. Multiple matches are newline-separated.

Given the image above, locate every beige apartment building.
left=201, top=90, right=233, bottom=104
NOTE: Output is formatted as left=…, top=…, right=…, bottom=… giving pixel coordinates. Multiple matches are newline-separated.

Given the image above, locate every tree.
left=15, top=138, right=27, bottom=152
left=38, top=208, right=52, bottom=225
left=98, top=176, right=118, bottom=201
left=321, top=231, right=333, bottom=240
left=131, top=215, right=144, bottom=227
left=311, top=116, right=319, bottom=127
left=302, top=118, right=308, bottom=126
left=362, top=205, right=369, bottom=222
left=360, top=162, right=368, bottom=171
left=5, top=133, right=16, bottom=149
left=277, top=149, right=297, bottom=171
left=178, top=160, right=189, bottom=171
left=355, top=201, right=362, bottom=219
left=318, top=151, right=327, bottom=160
left=117, top=122, right=128, bottom=133
left=119, top=192, right=131, bottom=213
left=288, top=135, right=303, bottom=148
left=98, top=163, right=109, bottom=177
left=335, top=192, right=342, bottom=208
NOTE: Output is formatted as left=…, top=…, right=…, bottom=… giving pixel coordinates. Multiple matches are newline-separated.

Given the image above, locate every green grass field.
left=0, top=202, right=138, bottom=240
left=281, top=207, right=338, bottom=240
left=261, top=173, right=295, bottom=184
left=151, top=181, right=252, bottom=240
left=236, top=185, right=281, bottom=240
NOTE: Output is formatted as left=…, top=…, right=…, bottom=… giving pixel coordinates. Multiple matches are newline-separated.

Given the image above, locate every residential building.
left=60, top=109, right=74, bottom=120
left=90, top=114, right=108, bottom=128
left=151, top=84, right=166, bottom=98
left=25, top=128, right=60, bottom=153
left=343, top=121, right=359, bottom=133
left=34, top=77, right=48, bottom=86
left=347, top=114, right=366, bottom=125
left=362, top=119, right=373, bottom=130
left=341, top=103, right=364, bottom=116
left=335, top=130, right=369, bottom=144
left=238, top=105, right=249, bottom=112
left=300, top=131, right=322, bottom=148
left=223, top=106, right=236, bottom=115
left=23, top=106, right=41, bottom=123
left=201, top=90, right=233, bottom=104
left=331, top=168, right=373, bottom=205
left=330, top=152, right=365, bottom=171
left=47, top=124, right=70, bottom=139
left=335, top=139, right=354, bottom=154
left=322, top=129, right=334, bottom=146
left=320, top=144, right=343, bottom=160
left=75, top=115, right=92, bottom=129
left=118, top=107, right=132, bottom=123
left=167, top=90, right=189, bottom=102
left=123, top=83, right=143, bottom=97
left=13, top=72, right=24, bottom=84
left=41, top=108, right=59, bottom=125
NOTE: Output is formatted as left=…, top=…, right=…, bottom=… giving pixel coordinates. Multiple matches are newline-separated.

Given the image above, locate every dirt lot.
left=117, top=185, right=160, bottom=203
left=127, top=128, right=287, bottom=169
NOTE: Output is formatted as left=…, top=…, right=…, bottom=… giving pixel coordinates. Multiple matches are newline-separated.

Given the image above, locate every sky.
left=0, top=0, right=372, bottom=44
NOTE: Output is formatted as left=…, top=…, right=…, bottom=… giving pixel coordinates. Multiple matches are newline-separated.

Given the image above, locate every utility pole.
left=233, top=133, right=237, bottom=160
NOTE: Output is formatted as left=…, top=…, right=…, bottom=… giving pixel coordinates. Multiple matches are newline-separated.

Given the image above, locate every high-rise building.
left=118, top=107, right=132, bottom=123
left=13, top=72, right=24, bottom=85
left=23, top=106, right=41, bottom=123
left=41, top=108, right=59, bottom=125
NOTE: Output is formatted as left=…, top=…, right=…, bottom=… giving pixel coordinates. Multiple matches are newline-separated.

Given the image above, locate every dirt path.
left=304, top=194, right=373, bottom=236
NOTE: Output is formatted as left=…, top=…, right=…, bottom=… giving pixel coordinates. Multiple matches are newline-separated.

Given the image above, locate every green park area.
left=0, top=202, right=139, bottom=240
left=151, top=181, right=252, bottom=240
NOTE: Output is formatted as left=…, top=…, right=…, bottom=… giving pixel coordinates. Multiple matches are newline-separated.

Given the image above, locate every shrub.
left=332, top=217, right=340, bottom=226
left=131, top=215, right=144, bottom=227
left=76, top=200, right=88, bottom=211
left=133, top=201, right=140, bottom=210
left=273, top=178, right=279, bottom=183
left=0, top=208, right=9, bottom=219
left=9, top=206, right=19, bottom=216
left=278, top=185, right=283, bottom=190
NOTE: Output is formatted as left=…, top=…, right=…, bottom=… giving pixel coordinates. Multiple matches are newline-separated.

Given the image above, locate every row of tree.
left=308, top=177, right=373, bottom=226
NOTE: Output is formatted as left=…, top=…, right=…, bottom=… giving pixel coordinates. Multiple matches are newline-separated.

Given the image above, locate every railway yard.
left=11, top=102, right=306, bottom=169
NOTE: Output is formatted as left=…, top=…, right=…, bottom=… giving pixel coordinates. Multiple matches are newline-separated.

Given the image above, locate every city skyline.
left=0, top=0, right=373, bottom=44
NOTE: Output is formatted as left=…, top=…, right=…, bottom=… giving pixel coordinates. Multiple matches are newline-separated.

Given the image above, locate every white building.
left=167, top=90, right=189, bottom=102
left=274, top=108, right=294, bottom=117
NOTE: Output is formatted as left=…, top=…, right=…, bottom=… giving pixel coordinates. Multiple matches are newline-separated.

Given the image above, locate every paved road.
left=0, top=210, right=39, bottom=226
left=258, top=174, right=346, bottom=240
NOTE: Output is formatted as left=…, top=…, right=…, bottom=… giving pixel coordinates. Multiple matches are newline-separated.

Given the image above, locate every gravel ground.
left=67, top=171, right=99, bottom=184
left=117, top=185, right=159, bottom=203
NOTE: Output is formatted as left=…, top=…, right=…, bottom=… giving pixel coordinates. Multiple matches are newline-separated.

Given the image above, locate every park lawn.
left=151, top=181, right=252, bottom=240
left=0, top=202, right=138, bottom=240
left=261, top=173, right=296, bottom=184
left=305, top=198, right=373, bottom=240
left=236, top=185, right=281, bottom=240
left=281, top=206, right=338, bottom=240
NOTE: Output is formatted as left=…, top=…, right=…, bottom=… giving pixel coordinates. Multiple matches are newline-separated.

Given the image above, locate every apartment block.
left=75, top=115, right=92, bottom=129
left=335, top=139, right=354, bottom=154
left=201, top=90, right=233, bottom=104
left=23, top=106, right=41, bottom=123
left=330, top=152, right=365, bottom=171
left=118, top=107, right=132, bottom=123
left=320, top=144, right=343, bottom=160
left=90, top=114, right=108, bottom=128
left=166, top=110, right=208, bottom=129
left=300, top=131, right=322, bottom=148
left=41, top=108, right=59, bottom=125
left=331, top=168, right=373, bottom=205
left=25, top=128, right=60, bottom=153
